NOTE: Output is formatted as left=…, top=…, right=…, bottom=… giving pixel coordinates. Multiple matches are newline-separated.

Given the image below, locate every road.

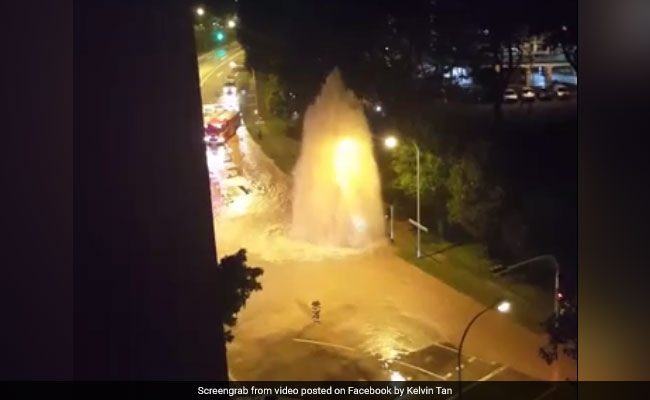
left=197, top=44, right=576, bottom=388
left=198, top=43, right=246, bottom=104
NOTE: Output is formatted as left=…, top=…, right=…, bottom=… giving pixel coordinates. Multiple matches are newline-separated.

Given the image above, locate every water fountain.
left=291, top=69, right=385, bottom=248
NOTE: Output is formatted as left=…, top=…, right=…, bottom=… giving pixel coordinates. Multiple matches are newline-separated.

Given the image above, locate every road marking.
left=392, top=360, right=447, bottom=380
left=478, top=364, right=508, bottom=381
left=445, top=365, right=509, bottom=400
left=429, top=342, right=459, bottom=353
left=468, top=356, right=476, bottom=363
left=199, top=49, right=243, bottom=87
left=292, top=338, right=356, bottom=352
left=425, top=341, right=496, bottom=366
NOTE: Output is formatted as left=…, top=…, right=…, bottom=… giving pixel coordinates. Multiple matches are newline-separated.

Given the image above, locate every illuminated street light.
left=375, top=104, right=382, bottom=113
left=497, top=300, right=511, bottom=313
left=384, top=136, right=398, bottom=149
left=196, top=7, right=205, bottom=16
left=457, top=299, right=511, bottom=399
left=228, top=19, right=236, bottom=28
left=374, top=134, right=423, bottom=255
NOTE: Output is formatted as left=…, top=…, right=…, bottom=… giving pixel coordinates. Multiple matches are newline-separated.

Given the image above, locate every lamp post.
left=493, top=255, right=560, bottom=319
left=413, top=141, right=421, bottom=258
left=382, top=136, right=423, bottom=258
left=457, top=300, right=510, bottom=399
left=196, top=7, right=205, bottom=16
left=376, top=136, right=397, bottom=242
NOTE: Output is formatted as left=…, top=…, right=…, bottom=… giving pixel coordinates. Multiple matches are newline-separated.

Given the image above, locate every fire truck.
left=204, top=110, right=240, bottom=144
left=203, top=109, right=243, bottom=174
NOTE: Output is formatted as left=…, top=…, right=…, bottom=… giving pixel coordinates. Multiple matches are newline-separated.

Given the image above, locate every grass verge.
left=392, top=221, right=552, bottom=332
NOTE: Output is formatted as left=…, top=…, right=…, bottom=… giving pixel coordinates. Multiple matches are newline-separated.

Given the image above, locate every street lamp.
left=457, top=300, right=511, bottom=399
left=379, top=135, right=423, bottom=258
left=228, top=19, right=236, bottom=28
left=384, top=135, right=398, bottom=149
left=370, top=135, right=399, bottom=241
left=196, top=7, right=205, bottom=16
left=492, top=255, right=561, bottom=320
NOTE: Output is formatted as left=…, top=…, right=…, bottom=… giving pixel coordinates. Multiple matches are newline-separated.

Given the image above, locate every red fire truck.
left=203, top=110, right=243, bottom=174
left=204, top=110, right=241, bottom=145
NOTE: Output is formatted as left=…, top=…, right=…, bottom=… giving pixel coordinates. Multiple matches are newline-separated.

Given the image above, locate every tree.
left=264, top=74, right=290, bottom=119
left=446, top=156, right=503, bottom=239
left=391, top=144, right=445, bottom=199
left=531, top=0, right=578, bottom=73
left=539, top=295, right=577, bottom=365
left=391, top=142, right=450, bottom=235
left=217, top=249, right=264, bottom=342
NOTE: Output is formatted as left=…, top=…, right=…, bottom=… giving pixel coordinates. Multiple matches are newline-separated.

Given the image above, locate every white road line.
left=425, top=342, right=496, bottom=366
left=292, top=338, right=449, bottom=381
left=429, top=342, right=459, bottom=353
left=478, top=364, right=508, bottom=381
left=446, top=365, right=508, bottom=400
left=199, top=49, right=243, bottom=87
left=292, top=338, right=356, bottom=352
left=392, top=360, right=447, bottom=380
left=444, top=365, right=509, bottom=400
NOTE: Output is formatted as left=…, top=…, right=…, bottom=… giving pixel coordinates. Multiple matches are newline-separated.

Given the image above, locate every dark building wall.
left=74, top=2, right=228, bottom=379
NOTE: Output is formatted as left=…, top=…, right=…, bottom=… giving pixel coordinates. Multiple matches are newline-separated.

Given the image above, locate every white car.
left=521, top=86, right=535, bottom=102
left=554, top=85, right=570, bottom=99
left=503, top=88, right=518, bottom=103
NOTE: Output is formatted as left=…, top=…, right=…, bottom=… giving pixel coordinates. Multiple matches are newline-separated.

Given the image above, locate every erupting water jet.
left=291, top=69, right=385, bottom=248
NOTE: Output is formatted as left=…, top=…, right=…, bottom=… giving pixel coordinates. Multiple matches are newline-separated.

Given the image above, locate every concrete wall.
left=74, top=2, right=228, bottom=380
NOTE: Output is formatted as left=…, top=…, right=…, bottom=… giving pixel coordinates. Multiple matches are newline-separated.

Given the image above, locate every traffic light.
left=214, top=30, right=225, bottom=42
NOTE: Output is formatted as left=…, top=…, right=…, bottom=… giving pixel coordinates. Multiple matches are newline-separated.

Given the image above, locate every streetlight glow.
left=375, top=104, right=382, bottom=112
left=228, top=19, right=236, bottom=28
left=497, top=300, right=511, bottom=313
left=458, top=298, right=512, bottom=397
left=384, top=136, right=398, bottom=149
left=196, top=7, right=205, bottom=16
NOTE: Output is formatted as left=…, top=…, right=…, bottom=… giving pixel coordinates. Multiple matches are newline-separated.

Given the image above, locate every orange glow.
left=334, top=138, right=362, bottom=191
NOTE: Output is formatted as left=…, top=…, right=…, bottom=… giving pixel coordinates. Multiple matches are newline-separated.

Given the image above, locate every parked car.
left=554, top=84, right=570, bottom=100
left=536, top=87, right=553, bottom=101
left=503, top=87, right=518, bottom=103
left=520, top=86, right=535, bottom=102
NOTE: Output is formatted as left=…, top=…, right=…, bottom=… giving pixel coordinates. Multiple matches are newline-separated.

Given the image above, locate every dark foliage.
left=539, top=296, right=577, bottom=365
left=217, top=249, right=264, bottom=342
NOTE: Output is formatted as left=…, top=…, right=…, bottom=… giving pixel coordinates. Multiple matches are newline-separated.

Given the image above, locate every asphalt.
left=198, top=42, right=246, bottom=104
left=197, top=44, right=576, bottom=387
